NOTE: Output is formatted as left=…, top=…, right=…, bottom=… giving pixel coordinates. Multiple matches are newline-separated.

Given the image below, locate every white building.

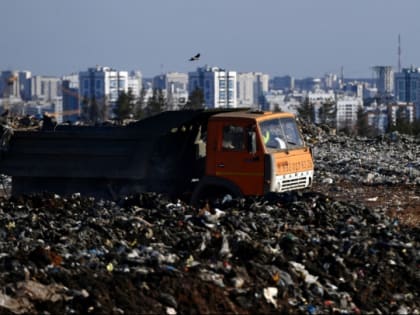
left=166, top=72, right=188, bottom=110
left=307, top=85, right=336, bottom=124
left=79, top=66, right=129, bottom=117
left=373, top=65, right=394, bottom=96
left=188, top=66, right=237, bottom=108
left=31, top=75, right=62, bottom=102
left=237, top=72, right=269, bottom=108
left=336, top=96, right=363, bottom=130
left=307, top=88, right=335, bottom=104
left=166, top=72, right=188, bottom=91
left=389, top=102, right=415, bottom=125
left=365, top=101, right=389, bottom=134
left=62, top=73, right=79, bottom=89
left=323, top=73, right=340, bottom=90
left=262, top=90, right=285, bottom=112
left=127, top=70, right=142, bottom=99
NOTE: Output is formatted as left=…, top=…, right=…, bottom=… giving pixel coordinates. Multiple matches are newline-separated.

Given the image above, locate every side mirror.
left=247, top=130, right=257, bottom=154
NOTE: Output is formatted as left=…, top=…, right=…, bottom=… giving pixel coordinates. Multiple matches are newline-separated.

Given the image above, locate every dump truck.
left=0, top=109, right=314, bottom=204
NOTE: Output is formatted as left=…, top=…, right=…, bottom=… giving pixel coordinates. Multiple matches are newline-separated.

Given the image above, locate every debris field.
left=0, top=127, right=418, bottom=314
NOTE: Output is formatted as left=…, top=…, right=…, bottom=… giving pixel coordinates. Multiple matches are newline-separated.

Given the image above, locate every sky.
left=1, top=0, right=420, bottom=79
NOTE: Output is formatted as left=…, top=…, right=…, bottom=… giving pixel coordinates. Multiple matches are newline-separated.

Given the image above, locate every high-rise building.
left=389, top=102, right=415, bottom=125
left=323, top=73, right=340, bottom=90
left=79, top=66, right=129, bottom=118
left=128, top=70, right=142, bottom=98
left=372, top=66, right=394, bottom=96
left=165, top=72, right=188, bottom=110
left=0, top=70, right=32, bottom=101
left=188, top=66, right=237, bottom=108
left=237, top=72, right=254, bottom=107
left=19, top=71, right=32, bottom=101
left=62, top=73, right=80, bottom=122
left=150, top=72, right=188, bottom=110
left=237, top=72, right=269, bottom=108
left=152, top=72, right=188, bottom=91
left=342, top=82, right=364, bottom=98
left=166, top=72, right=188, bottom=91
left=365, top=101, right=389, bottom=134
left=294, top=77, right=319, bottom=92
left=394, top=66, right=420, bottom=119
left=270, top=75, right=294, bottom=91
left=336, top=96, right=363, bottom=130
left=31, top=75, right=61, bottom=102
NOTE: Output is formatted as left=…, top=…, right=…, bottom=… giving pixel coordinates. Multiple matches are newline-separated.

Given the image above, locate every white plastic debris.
left=263, top=287, right=278, bottom=308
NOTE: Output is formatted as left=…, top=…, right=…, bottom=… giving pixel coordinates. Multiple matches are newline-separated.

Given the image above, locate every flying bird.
left=189, top=53, right=200, bottom=61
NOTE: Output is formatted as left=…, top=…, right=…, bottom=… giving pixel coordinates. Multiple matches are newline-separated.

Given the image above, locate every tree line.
left=80, top=87, right=205, bottom=124
left=296, top=97, right=420, bottom=137
left=84, top=89, right=420, bottom=137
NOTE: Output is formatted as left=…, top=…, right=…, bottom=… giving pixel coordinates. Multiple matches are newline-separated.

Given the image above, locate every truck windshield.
left=259, top=117, right=304, bottom=151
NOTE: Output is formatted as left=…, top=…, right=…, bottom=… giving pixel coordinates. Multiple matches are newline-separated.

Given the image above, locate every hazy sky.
left=1, top=0, right=419, bottom=79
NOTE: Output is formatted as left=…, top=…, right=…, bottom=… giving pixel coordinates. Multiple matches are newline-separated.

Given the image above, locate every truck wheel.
left=190, top=176, right=243, bottom=207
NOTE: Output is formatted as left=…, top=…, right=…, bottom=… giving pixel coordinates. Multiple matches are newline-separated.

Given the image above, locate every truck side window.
left=222, top=125, right=245, bottom=151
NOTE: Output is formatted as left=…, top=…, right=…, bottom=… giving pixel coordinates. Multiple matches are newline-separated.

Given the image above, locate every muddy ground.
left=312, top=180, right=420, bottom=227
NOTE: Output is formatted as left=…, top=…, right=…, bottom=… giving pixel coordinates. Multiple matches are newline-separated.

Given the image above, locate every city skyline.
left=1, top=0, right=420, bottom=79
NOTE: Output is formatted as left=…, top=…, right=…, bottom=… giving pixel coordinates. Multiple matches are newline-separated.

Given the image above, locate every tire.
left=190, top=176, right=243, bottom=207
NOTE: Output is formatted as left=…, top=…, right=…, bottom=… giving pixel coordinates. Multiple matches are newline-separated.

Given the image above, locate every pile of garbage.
left=0, top=118, right=418, bottom=314
left=312, top=131, right=420, bottom=187
left=0, top=190, right=418, bottom=314
left=306, top=126, right=420, bottom=227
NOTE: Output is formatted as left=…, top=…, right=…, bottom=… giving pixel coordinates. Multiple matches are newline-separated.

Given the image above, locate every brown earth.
left=312, top=180, right=420, bottom=227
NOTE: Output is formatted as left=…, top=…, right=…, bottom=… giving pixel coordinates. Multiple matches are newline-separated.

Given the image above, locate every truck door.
left=212, top=121, right=264, bottom=196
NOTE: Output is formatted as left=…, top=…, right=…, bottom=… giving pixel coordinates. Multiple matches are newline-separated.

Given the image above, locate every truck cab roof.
left=210, top=110, right=296, bottom=122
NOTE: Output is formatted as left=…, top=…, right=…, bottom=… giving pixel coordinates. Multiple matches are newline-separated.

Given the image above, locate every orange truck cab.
left=191, top=110, right=314, bottom=203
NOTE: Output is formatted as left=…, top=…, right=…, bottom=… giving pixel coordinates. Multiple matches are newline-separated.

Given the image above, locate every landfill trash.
left=0, top=123, right=418, bottom=314
left=0, top=188, right=417, bottom=314
left=0, top=280, right=70, bottom=314
left=263, top=287, right=278, bottom=308
left=306, top=124, right=420, bottom=227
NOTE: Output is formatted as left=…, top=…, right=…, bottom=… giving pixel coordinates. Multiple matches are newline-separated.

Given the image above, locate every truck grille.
left=273, top=171, right=313, bottom=193
left=281, top=177, right=308, bottom=191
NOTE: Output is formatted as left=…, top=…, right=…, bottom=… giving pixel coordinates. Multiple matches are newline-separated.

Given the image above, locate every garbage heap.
left=311, top=131, right=420, bottom=186
left=0, top=191, right=418, bottom=314
left=308, top=128, right=420, bottom=227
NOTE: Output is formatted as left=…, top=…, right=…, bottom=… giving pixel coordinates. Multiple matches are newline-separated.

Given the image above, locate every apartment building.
left=79, top=66, right=129, bottom=118
left=237, top=72, right=269, bottom=108
left=0, top=70, right=32, bottom=101
left=128, top=70, right=142, bottom=99
left=31, top=75, right=62, bottom=102
left=62, top=73, right=80, bottom=122
left=365, top=101, right=389, bottom=134
left=188, top=66, right=237, bottom=108
left=163, top=72, right=188, bottom=110
left=373, top=66, right=394, bottom=96
left=389, top=102, right=416, bottom=125
left=270, top=75, right=294, bottom=91
left=336, top=96, right=363, bottom=130
left=394, top=67, right=420, bottom=119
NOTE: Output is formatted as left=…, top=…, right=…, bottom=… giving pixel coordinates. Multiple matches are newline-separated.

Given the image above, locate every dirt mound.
left=0, top=191, right=418, bottom=314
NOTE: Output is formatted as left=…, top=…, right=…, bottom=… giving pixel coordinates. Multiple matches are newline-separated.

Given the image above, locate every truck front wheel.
left=190, top=176, right=243, bottom=207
